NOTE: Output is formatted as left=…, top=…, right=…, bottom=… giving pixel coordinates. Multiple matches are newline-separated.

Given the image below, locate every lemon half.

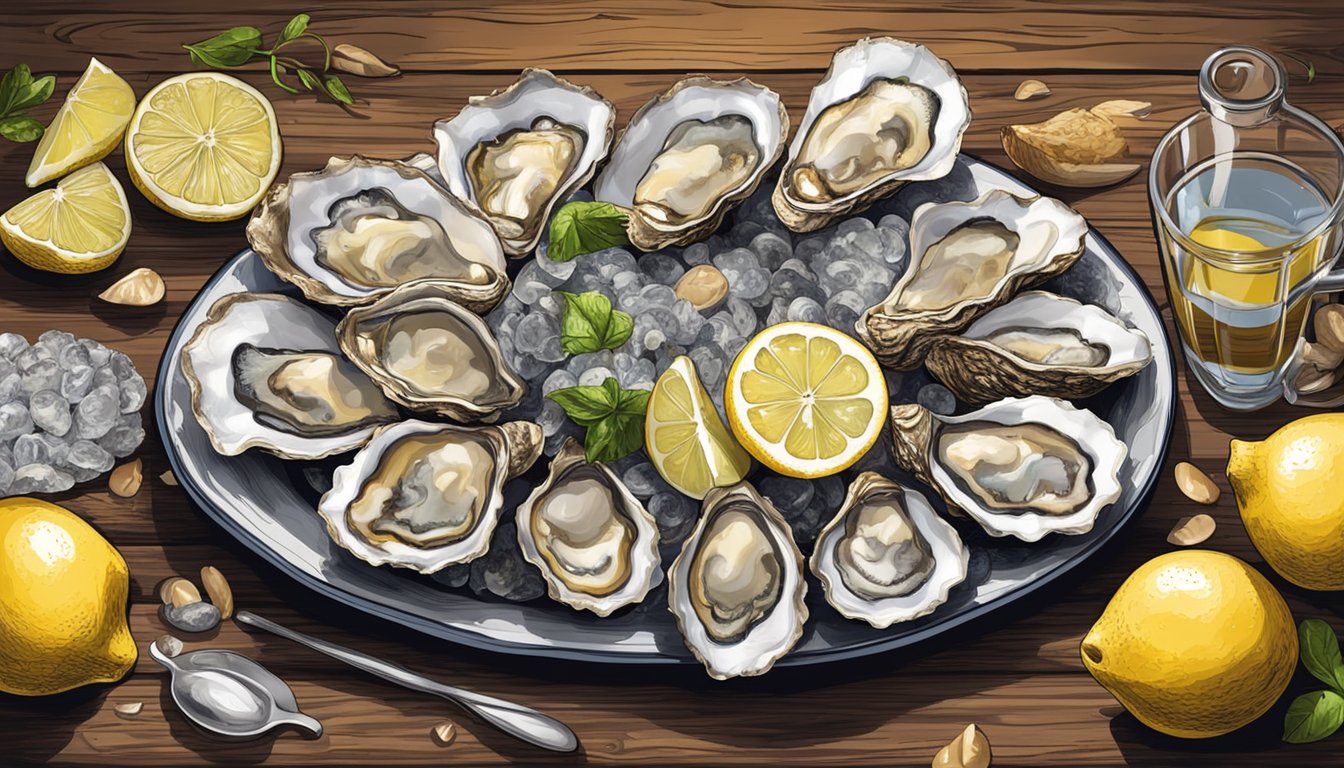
left=646, top=355, right=751, bottom=499
left=726, top=322, right=888, bottom=478
left=1, top=162, right=131, bottom=274
left=25, top=57, right=136, bottom=188
left=124, top=72, right=281, bottom=221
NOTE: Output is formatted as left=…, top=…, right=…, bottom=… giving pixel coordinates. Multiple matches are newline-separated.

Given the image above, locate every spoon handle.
left=235, top=611, right=578, bottom=753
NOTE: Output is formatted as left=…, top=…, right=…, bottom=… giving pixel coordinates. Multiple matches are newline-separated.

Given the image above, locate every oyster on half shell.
left=248, top=156, right=509, bottom=310
left=318, top=419, right=543, bottom=572
left=890, top=396, right=1126, bottom=542
left=435, top=69, right=615, bottom=257
left=337, top=280, right=525, bottom=421
left=858, top=189, right=1088, bottom=370
left=594, top=77, right=788, bottom=251
left=181, top=292, right=399, bottom=460
left=773, top=38, right=971, bottom=232
left=810, top=472, right=968, bottom=628
left=668, top=481, right=807, bottom=680
left=516, top=438, right=662, bottom=616
left=926, top=290, right=1153, bottom=403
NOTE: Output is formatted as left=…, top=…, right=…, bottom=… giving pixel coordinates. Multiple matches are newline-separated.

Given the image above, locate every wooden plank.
left=2, top=1, right=1340, bottom=75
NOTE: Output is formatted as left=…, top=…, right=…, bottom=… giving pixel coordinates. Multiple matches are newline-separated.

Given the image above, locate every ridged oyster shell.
left=248, top=156, right=509, bottom=310
left=667, top=481, right=807, bottom=680
left=926, top=290, right=1153, bottom=403
left=594, top=76, right=788, bottom=251
left=516, top=438, right=662, bottom=616
left=858, top=189, right=1088, bottom=370
left=773, top=37, right=971, bottom=232
left=810, top=472, right=968, bottom=628
left=318, top=419, right=543, bottom=572
left=890, top=396, right=1125, bottom=542
left=181, top=292, right=398, bottom=460
left=434, top=69, right=615, bottom=257
left=337, top=280, right=525, bottom=421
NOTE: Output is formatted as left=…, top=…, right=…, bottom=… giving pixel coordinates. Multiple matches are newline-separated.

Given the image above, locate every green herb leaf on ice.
left=547, top=201, right=631, bottom=262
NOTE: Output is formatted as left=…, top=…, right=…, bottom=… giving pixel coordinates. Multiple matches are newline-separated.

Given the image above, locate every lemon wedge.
left=25, top=58, right=136, bottom=188
left=646, top=355, right=751, bottom=499
left=1, top=162, right=131, bottom=274
left=124, top=72, right=281, bottom=221
left=727, top=322, right=888, bottom=478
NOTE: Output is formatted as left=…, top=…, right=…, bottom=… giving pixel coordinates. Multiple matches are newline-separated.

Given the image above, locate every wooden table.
left=3, top=2, right=1343, bottom=765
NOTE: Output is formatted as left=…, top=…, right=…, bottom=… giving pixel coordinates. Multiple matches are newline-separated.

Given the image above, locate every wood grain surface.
left=2, top=1, right=1343, bottom=766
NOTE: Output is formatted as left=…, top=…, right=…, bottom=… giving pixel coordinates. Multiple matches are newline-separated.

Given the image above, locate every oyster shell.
left=248, top=155, right=509, bottom=310
left=318, top=419, right=543, bottom=572
left=181, top=293, right=398, bottom=459
left=593, top=77, right=788, bottom=250
left=810, top=472, right=968, bottom=628
left=337, top=280, right=525, bottom=421
left=668, top=481, right=807, bottom=680
left=516, top=438, right=661, bottom=616
left=890, top=396, right=1126, bottom=542
left=773, top=38, right=971, bottom=232
left=858, top=189, right=1088, bottom=370
left=926, top=290, right=1153, bottom=403
left=434, top=69, right=615, bottom=257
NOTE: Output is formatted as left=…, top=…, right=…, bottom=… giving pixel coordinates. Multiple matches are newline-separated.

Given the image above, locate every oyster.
left=890, top=396, right=1126, bottom=542
left=337, top=280, right=525, bottom=421
left=926, top=291, right=1153, bottom=403
left=516, top=438, right=661, bottom=616
left=858, top=189, right=1088, bottom=370
left=810, top=472, right=968, bottom=628
left=181, top=293, right=399, bottom=459
left=773, top=38, right=971, bottom=232
left=318, top=419, right=543, bottom=572
left=668, top=482, right=807, bottom=680
left=435, top=69, right=615, bottom=257
left=594, top=77, right=787, bottom=250
left=248, top=156, right=509, bottom=310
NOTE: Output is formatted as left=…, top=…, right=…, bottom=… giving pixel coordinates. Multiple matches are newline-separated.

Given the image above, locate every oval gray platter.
left=156, top=155, right=1176, bottom=668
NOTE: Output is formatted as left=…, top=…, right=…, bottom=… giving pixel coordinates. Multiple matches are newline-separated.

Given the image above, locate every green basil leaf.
left=548, top=378, right=650, bottom=463
left=547, top=201, right=630, bottom=262
left=0, top=64, right=33, bottom=116
left=10, top=74, right=56, bottom=113
left=0, top=114, right=43, bottom=143
left=279, top=13, right=311, bottom=44
left=583, top=412, right=644, bottom=464
left=559, top=291, right=633, bottom=355
left=296, top=68, right=319, bottom=91
left=182, top=26, right=263, bottom=68
left=1300, top=619, right=1344, bottom=694
left=323, top=74, right=354, bottom=105
left=614, top=386, right=651, bottom=418
left=547, top=384, right=617, bottom=426
left=1283, top=689, right=1344, bottom=743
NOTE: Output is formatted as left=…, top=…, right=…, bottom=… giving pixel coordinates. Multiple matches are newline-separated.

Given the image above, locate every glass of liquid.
left=1150, top=46, right=1344, bottom=410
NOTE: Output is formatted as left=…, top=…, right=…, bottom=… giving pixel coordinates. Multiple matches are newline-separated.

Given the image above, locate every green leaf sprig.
left=558, top=291, right=633, bottom=355
left=183, top=14, right=358, bottom=105
left=547, top=201, right=631, bottom=263
left=547, top=377, right=650, bottom=463
left=1284, top=619, right=1344, bottom=743
left=0, top=64, right=56, bottom=143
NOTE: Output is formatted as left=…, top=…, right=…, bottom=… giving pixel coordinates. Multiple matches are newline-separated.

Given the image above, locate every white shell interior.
left=183, top=293, right=386, bottom=458
left=811, top=483, right=968, bottom=628
left=284, top=161, right=505, bottom=301
left=962, top=290, right=1152, bottom=369
left=927, top=396, right=1127, bottom=542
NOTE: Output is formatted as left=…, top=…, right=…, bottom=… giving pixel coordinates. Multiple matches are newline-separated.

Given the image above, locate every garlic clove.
left=1173, top=462, right=1220, bottom=505
left=932, top=723, right=992, bottom=768
left=99, top=268, right=165, bottom=307
left=1167, top=513, right=1216, bottom=546
left=109, top=458, right=143, bottom=497
left=1091, top=99, right=1153, bottom=120
left=431, top=721, right=457, bottom=745
left=1014, top=79, right=1051, bottom=100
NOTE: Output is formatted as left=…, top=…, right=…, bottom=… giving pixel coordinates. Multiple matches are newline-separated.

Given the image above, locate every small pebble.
left=162, top=601, right=222, bottom=633
left=917, top=383, right=958, bottom=416
left=155, top=634, right=183, bottom=658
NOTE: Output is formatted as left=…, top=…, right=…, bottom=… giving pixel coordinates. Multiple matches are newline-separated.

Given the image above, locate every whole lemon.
left=0, top=497, right=137, bottom=696
left=1227, top=413, right=1344, bottom=591
left=1081, top=550, right=1296, bottom=739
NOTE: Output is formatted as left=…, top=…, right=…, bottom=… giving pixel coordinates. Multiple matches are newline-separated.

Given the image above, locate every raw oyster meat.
left=890, top=396, right=1126, bottom=542
left=231, top=344, right=397, bottom=438
left=318, top=419, right=543, bottom=572
left=465, top=116, right=586, bottom=247
left=516, top=438, right=661, bottom=616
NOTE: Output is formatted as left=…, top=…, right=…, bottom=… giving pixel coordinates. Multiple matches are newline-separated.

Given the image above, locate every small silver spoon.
left=235, top=611, right=578, bottom=753
left=149, top=641, right=323, bottom=739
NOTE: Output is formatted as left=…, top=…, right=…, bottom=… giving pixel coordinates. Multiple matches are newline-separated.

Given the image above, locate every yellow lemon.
left=0, top=497, right=136, bottom=696
left=25, top=57, right=136, bottom=188
left=1, top=162, right=131, bottom=274
left=1081, top=550, right=1296, bottom=739
left=124, top=71, right=281, bottom=221
left=646, top=355, right=751, bottom=499
left=726, top=322, right=887, bottom=478
left=1227, top=413, right=1344, bottom=591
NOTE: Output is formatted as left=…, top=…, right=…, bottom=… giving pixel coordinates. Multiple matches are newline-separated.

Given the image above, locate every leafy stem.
left=182, top=13, right=357, bottom=106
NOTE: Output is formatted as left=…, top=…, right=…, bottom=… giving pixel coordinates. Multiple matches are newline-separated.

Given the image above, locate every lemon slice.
left=25, top=58, right=136, bottom=188
left=124, top=72, right=281, bottom=221
left=646, top=355, right=751, bottom=499
left=1, top=162, right=131, bottom=274
left=727, top=322, right=888, bottom=478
